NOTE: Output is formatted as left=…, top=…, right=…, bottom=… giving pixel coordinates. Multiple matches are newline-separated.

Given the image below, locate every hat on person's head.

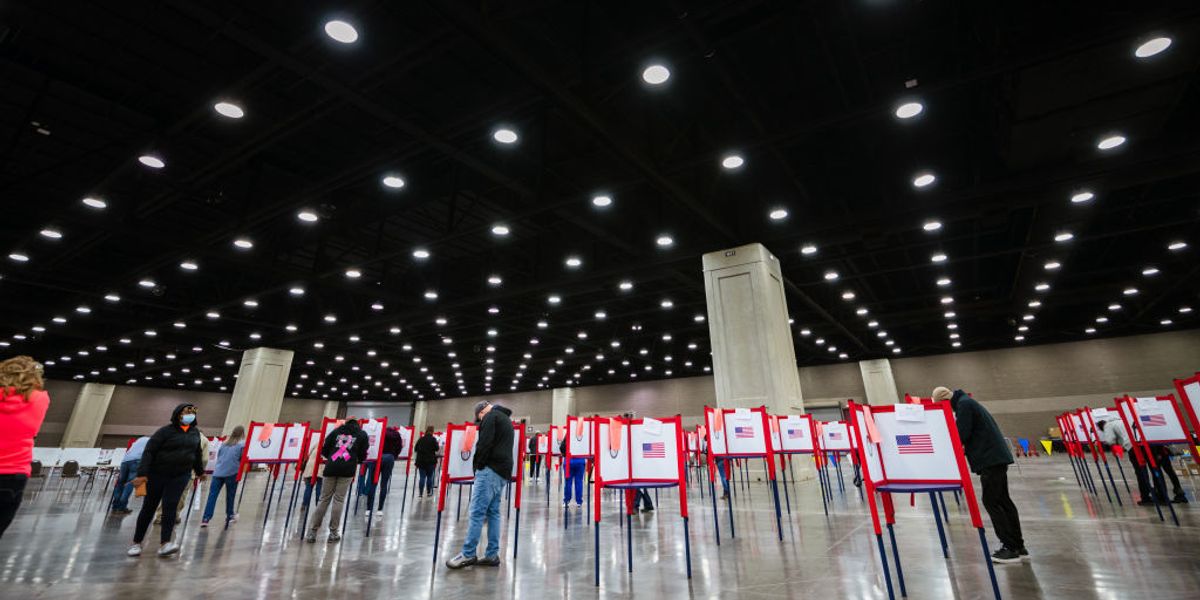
left=473, top=401, right=490, bottom=419
left=931, top=387, right=953, bottom=402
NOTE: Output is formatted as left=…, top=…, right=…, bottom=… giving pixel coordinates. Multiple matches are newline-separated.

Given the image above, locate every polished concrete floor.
left=1, top=457, right=1198, bottom=599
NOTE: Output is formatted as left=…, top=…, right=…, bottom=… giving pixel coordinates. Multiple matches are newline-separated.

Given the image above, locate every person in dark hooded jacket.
left=306, top=418, right=368, bottom=543
left=933, top=387, right=1026, bottom=564
left=447, top=401, right=513, bottom=569
left=127, top=403, right=205, bottom=558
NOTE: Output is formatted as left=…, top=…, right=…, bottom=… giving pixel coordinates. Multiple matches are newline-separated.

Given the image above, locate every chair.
left=57, top=460, right=81, bottom=493
left=29, top=460, right=42, bottom=478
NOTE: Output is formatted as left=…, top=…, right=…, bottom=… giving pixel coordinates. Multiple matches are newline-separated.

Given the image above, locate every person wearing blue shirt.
left=110, top=436, right=150, bottom=514
left=201, top=426, right=245, bottom=527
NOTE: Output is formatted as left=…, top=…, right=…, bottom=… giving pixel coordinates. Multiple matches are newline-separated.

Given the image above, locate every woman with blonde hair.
left=0, top=356, right=51, bottom=538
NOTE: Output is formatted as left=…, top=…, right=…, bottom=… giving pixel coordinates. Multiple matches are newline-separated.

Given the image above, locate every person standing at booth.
left=932, top=387, right=1028, bottom=564
left=528, top=431, right=542, bottom=482
left=306, top=419, right=368, bottom=543
left=126, top=403, right=205, bottom=557
left=0, top=356, right=50, bottom=539
left=365, top=426, right=402, bottom=516
left=414, top=427, right=439, bottom=498
left=111, top=435, right=150, bottom=514
left=201, top=425, right=245, bottom=527
left=447, top=401, right=513, bottom=569
left=561, top=435, right=586, bottom=510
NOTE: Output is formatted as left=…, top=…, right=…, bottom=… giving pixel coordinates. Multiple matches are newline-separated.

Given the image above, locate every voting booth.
left=768, top=413, right=823, bottom=515
left=1055, top=412, right=1102, bottom=497
left=702, top=406, right=783, bottom=541
left=590, top=415, right=691, bottom=586
left=1077, top=408, right=1125, bottom=506
left=432, top=421, right=527, bottom=561
left=236, top=422, right=311, bottom=530
left=1174, top=373, right=1200, bottom=444
left=849, top=400, right=1002, bottom=600
left=1114, top=395, right=1192, bottom=525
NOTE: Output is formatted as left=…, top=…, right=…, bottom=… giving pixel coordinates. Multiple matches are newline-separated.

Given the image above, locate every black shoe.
left=477, top=555, right=501, bottom=567
left=641, top=507, right=654, bottom=513
left=1017, top=547, right=1030, bottom=562
left=1173, top=494, right=1188, bottom=504
left=991, top=547, right=1021, bottom=564
left=1137, top=499, right=1157, bottom=507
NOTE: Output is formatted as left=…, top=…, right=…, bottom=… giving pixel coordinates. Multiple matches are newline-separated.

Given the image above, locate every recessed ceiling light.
left=591, top=195, right=613, bottom=208
left=865, top=322, right=878, bottom=329
left=487, top=305, right=500, bottom=314
left=492, top=128, right=518, bottom=144
left=661, top=299, right=674, bottom=309
left=39, top=228, right=62, bottom=240
left=382, top=175, right=405, bottom=189
left=1017, top=326, right=1028, bottom=332
left=138, top=155, right=165, bottom=169
left=1035, top=282, right=1050, bottom=292
left=855, top=307, right=869, bottom=316
left=936, top=277, right=952, bottom=287
left=619, top=280, right=634, bottom=291
left=243, top=299, right=259, bottom=308
left=1028, top=301, right=1041, bottom=308
left=1095, top=316, right=1109, bottom=324
left=213, top=101, right=244, bottom=119
left=180, top=260, right=198, bottom=271
left=642, top=64, right=670, bottom=85
left=537, top=320, right=549, bottom=329
left=487, top=274, right=502, bottom=286
left=52, top=317, right=66, bottom=324
left=547, top=295, right=562, bottom=305
left=1070, top=191, right=1095, bottom=204
left=8, top=252, right=29, bottom=262
left=944, top=311, right=956, bottom=319
left=371, top=301, right=384, bottom=311
left=930, top=253, right=947, bottom=263
left=656, top=234, right=674, bottom=247
left=721, top=154, right=745, bottom=170
left=1022, top=314, right=1035, bottom=321
left=491, top=224, right=510, bottom=236
left=1014, top=335, right=1025, bottom=342
left=1043, top=261, right=1061, bottom=271
left=1160, top=318, right=1173, bottom=326
left=424, top=290, right=438, bottom=300
left=323, top=314, right=338, bottom=323
left=894, top=101, right=924, bottom=119
left=412, top=248, right=430, bottom=260
left=345, top=268, right=362, bottom=279
left=941, top=296, right=954, bottom=304
left=206, top=311, right=220, bottom=319
left=1142, top=266, right=1160, bottom=276
left=823, top=271, right=839, bottom=281
left=1054, top=231, right=1074, bottom=243
left=694, top=314, right=706, bottom=323
left=1097, top=134, right=1126, bottom=150
left=1134, top=36, right=1172, bottom=58
left=104, top=293, right=120, bottom=303
left=297, top=210, right=319, bottom=223
left=922, top=220, right=942, bottom=232
left=233, top=237, right=254, bottom=249
left=800, top=244, right=818, bottom=256
left=769, top=208, right=788, bottom=220
left=138, top=278, right=156, bottom=288
left=82, top=197, right=107, bottom=209
left=952, top=342, right=962, bottom=348
left=1167, top=240, right=1187, bottom=251
left=289, top=286, right=305, bottom=296
left=1085, top=327, right=1096, bottom=334
left=1108, top=303, right=1122, bottom=311
left=912, top=172, right=936, bottom=188
left=144, top=329, right=157, bottom=337
left=324, top=20, right=359, bottom=44
left=1179, top=306, right=1193, bottom=314
left=842, top=291, right=856, bottom=300
left=1123, top=287, right=1139, bottom=296
left=173, top=321, right=186, bottom=329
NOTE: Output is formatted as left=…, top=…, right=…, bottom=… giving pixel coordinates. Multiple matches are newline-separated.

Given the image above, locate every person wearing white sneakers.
left=201, top=425, right=245, bottom=528
left=127, top=403, right=206, bottom=557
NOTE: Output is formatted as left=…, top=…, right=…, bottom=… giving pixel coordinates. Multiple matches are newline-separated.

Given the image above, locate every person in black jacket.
left=414, top=426, right=439, bottom=498
left=126, top=403, right=205, bottom=558
left=306, top=419, right=368, bottom=543
left=934, top=387, right=1027, bottom=564
left=527, top=431, right=542, bottom=482
left=364, top=427, right=403, bottom=517
left=447, top=401, right=513, bottom=569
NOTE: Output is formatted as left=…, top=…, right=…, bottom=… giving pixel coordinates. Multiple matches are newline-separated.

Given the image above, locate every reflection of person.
left=306, top=419, right=367, bottom=543
left=447, top=401, right=514, bottom=569
left=932, top=387, right=1027, bottom=564
left=127, top=403, right=205, bottom=557
left=111, top=436, right=150, bottom=514
left=414, top=427, right=439, bottom=498
left=0, top=356, right=50, bottom=538
left=202, top=426, right=245, bottom=527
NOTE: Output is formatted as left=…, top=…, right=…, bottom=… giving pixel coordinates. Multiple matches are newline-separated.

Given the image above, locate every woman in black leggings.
left=127, top=403, right=205, bottom=557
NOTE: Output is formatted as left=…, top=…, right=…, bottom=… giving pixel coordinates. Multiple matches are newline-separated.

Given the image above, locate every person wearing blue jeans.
left=448, top=401, right=514, bottom=569
left=201, top=426, right=244, bottom=527
left=302, top=477, right=324, bottom=507
left=414, top=427, right=439, bottom=498
left=717, top=457, right=731, bottom=499
left=564, top=457, right=587, bottom=508
left=634, top=488, right=654, bottom=512
left=111, top=436, right=150, bottom=513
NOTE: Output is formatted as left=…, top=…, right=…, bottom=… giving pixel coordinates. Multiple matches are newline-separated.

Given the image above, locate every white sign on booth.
left=705, top=411, right=728, bottom=455
left=821, top=422, right=852, bottom=451
left=59, top=447, right=102, bottom=467
left=1131, top=397, right=1187, bottom=442
left=596, top=421, right=630, bottom=483
left=853, top=412, right=885, bottom=486
left=1183, top=381, right=1200, bottom=429
left=567, top=417, right=592, bottom=457
left=1068, top=413, right=1089, bottom=442
left=778, top=415, right=815, bottom=453
left=537, top=435, right=549, bottom=454
left=870, top=410, right=959, bottom=482
left=362, top=419, right=385, bottom=461
left=280, top=425, right=307, bottom=461
left=446, top=426, right=522, bottom=481
left=247, top=424, right=288, bottom=462
left=631, top=420, right=679, bottom=480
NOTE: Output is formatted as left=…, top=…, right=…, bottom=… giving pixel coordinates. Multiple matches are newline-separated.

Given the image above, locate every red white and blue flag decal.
left=787, top=428, right=804, bottom=439
left=734, top=426, right=755, bottom=439
left=895, top=434, right=934, bottom=454
left=1140, top=414, right=1167, bottom=427
left=827, top=431, right=843, bottom=441
left=642, top=442, right=665, bottom=458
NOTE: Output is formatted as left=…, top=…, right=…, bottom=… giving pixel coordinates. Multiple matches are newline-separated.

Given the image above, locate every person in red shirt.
left=0, top=356, right=51, bottom=538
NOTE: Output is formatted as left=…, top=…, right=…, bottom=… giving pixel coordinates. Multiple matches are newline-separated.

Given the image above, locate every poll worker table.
left=591, top=415, right=691, bottom=587
left=849, top=400, right=1002, bottom=600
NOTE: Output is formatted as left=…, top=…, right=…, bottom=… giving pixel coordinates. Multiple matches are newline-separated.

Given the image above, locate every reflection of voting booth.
left=702, top=405, right=783, bottom=542
left=849, top=401, right=1002, bottom=600
left=1114, top=395, right=1192, bottom=526
left=239, top=422, right=309, bottom=530
left=591, top=415, right=691, bottom=587
left=432, top=421, right=526, bottom=562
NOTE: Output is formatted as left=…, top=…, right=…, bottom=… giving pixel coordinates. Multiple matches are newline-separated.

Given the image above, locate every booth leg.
left=725, top=482, right=736, bottom=538
left=283, top=476, right=300, bottom=534
left=299, top=485, right=311, bottom=537
left=977, top=527, right=1003, bottom=600
left=260, top=466, right=273, bottom=502
left=506, top=482, right=512, bottom=521
left=399, top=472, right=410, bottom=519
left=594, top=519, right=600, bottom=587
left=1093, top=458, right=1113, bottom=504
left=1151, top=467, right=1180, bottom=527
left=683, top=515, right=693, bottom=579
left=1102, top=462, right=1122, bottom=506
left=1113, top=456, right=1132, bottom=496
left=262, top=471, right=279, bottom=529
left=771, top=479, right=784, bottom=541
left=1067, top=453, right=1084, bottom=489
left=709, top=477, right=721, bottom=545
left=780, top=460, right=792, bottom=515
left=626, top=510, right=633, bottom=573
left=237, top=469, right=248, bottom=511
left=835, top=456, right=846, bottom=493
left=875, top=533, right=897, bottom=600
left=818, top=459, right=829, bottom=515
left=938, top=491, right=950, bottom=523
left=855, top=462, right=865, bottom=501
left=456, top=485, right=463, bottom=521
left=432, top=510, right=443, bottom=565
left=952, top=489, right=961, bottom=508
left=277, top=465, right=290, bottom=507
left=929, top=493, right=949, bottom=558
left=177, top=479, right=199, bottom=547
left=587, top=476, right=592, bottom=527
left=513, top=507, right=521, bottom=559
left=886, top=523, right=907, bottom=597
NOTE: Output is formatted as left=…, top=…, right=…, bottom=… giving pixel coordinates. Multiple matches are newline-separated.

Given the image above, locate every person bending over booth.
left=447, top=401, right=514, bottom=569
left=414, top=426, right=439, bottom=498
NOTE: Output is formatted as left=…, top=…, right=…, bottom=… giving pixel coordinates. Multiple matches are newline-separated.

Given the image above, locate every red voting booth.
left=237, top=422, right=310, bottom=530
left=817, top=419, right=862, bottom=503
left=702, top=405, right=784, bottom=542
left=590, top=415, right=691, bottom=586
left=1113, top=394, right=1193, bottom=525
left=431, top=421, right=526, bottom=562
left=849, top=400, right=1002, bottom=600
left=768, top=413, right=823, bottom=515
left=1174, top=372, right=1200, bottom=440
left=1078, top=408, right=1126, bottom=506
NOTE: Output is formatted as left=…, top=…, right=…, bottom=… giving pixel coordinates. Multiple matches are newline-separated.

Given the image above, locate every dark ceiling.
left=1, top=1, right=1198, bottom=402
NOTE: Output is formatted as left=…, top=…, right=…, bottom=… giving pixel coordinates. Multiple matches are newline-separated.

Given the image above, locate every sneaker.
left=991, top=547, right=1021, bottom=564
left=364, top=510, right=372, bottom=516
left=126, top=544, right=143, bottom=557
left=374, top=510, right=383, bottom=516
left=305, top=533, right=317, bottom=543
left=157, top=542, right=180, bottom=557
left=719, top=493, right=728, bottom=500
left=112, top=507, right=132, bottom=514
left=1018, top=547, right=1030, bottom=562
left=477, top=555, right=501, bottom=567
left=229, top=514, right=239, bottom=523
left=641, top=507, right=654, bottom=513
left=446, top=553, right=477, bottom=569
left=201, top=520, right=209, bottom=528
left=327, top=533, right=341, bottom=543
left=1173, top=494, right=1188, bottom=504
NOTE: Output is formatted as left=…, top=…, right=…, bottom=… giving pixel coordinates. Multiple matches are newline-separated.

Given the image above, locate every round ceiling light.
left=138, top=155, right=165, bottom=169
left=1070, top=190, right=1095, bottom=204
left=912, top=172, right=936, bottom=188
left=642, top=64, right=670, bottom=85
left=721, top=154, right=745, bottom=170
left=591, top=195, right=612, bottom=207
left=213, top=101, right=244, bottom=119
left=1134, top=36, right=1172, bottom=58
left=1097, top=134, right=1126, bottom=150
left=894, top=101, right=924, bottom=119
left=493, top=128, right=518, bottom=144
left=382, top=175, right=405, bottom=189
left=324, top=20, right=359, bottom=44
left=768, top=208, right=788, bottom=220
left=82, top=197, right=107, bottom=209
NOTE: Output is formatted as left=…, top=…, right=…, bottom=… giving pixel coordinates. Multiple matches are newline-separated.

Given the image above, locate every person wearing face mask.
left=126, top=403, right=205, bottom=558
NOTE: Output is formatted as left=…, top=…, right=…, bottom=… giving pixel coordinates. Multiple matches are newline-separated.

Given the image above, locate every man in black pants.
left=933, top=387, right=1028, bottom=564
left=527, top=431, right=542, bottom=482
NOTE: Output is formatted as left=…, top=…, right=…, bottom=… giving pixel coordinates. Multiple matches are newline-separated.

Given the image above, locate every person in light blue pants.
left=201, top=426, right=244, bottom=527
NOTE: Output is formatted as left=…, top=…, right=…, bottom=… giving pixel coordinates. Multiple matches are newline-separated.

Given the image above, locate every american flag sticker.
left=642, top=442, right=665, bottom=458
left=827, top=432, right=843, bottom=441
left=734, top=426, right=755, bottom=438
left=895, top=434, right=934, bottom=454
left=1140, top=414, right=1167, bottom=427
left=787, top=428, right=804, bottom=439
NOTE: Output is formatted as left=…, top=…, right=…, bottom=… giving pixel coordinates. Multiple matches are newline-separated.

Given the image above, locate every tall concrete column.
left=221, top=347, right=294, bottom=435
left=859, top=358, right=901, bottom=405
left=61, top=383, right=115, bottom=447
left=551, top=386, right=576, bottom=426
left=411, top=400, right=428, bottom=433
left=322, top=401, right=341, bottom=421
left=703, top=244, right=810, bottom=480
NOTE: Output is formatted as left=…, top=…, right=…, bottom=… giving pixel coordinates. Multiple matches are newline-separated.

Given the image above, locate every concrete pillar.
left=321, top=401, right=341, bottom=421
left=551, top=386, right=576, bottom=425
left=411, top=400, right=429, bottom=433
left=61, top=383, right=115, bottom=447
left=859, top=358, right=901, bottom=405
left=703, top=243, right=810, bottom=480
left=221, top=347, right=294, bottom=434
